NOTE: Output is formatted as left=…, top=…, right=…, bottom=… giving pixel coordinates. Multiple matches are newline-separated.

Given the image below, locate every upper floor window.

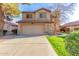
left=26, top=14, right=32, bottom=18
left=39, top=13, right=47, bottom=18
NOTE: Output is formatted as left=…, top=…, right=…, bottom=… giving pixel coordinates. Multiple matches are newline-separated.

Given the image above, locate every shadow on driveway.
left=0, top=34, right=48, bottom=40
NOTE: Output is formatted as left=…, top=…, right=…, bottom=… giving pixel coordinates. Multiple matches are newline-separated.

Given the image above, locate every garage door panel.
left=22, top=24, right=44, bottom=35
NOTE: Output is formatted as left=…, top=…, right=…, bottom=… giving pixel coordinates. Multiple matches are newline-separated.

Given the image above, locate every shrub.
left=74, top=27, right=79, bottom=31
left=65, top=30, right=79, bottom=56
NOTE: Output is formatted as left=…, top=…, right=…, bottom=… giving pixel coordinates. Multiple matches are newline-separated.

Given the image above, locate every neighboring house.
left=61, top=21, right=79, bottom=32
left=17, top=6, right=60, bottom=35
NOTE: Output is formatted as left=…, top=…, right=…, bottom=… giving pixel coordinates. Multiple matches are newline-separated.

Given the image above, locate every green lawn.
left=47, top=36, right=70, bottom=56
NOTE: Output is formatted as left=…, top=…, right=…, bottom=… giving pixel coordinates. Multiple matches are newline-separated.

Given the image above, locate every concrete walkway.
left=0, top=35, right=57, bottom=56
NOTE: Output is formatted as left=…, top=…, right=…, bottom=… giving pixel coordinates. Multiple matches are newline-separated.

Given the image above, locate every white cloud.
left=70, top=3, right=79, bottom=22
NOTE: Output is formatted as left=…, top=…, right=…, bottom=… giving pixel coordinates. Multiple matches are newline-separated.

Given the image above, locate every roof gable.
left=35, top=8, right=51, bottom=12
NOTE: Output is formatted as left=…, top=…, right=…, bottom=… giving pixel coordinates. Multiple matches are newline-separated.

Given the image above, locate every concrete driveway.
left=0, top=35, right=57, bottom=56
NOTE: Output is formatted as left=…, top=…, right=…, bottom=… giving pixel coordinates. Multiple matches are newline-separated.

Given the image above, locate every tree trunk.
left=0, top=5, right=5, bottom=35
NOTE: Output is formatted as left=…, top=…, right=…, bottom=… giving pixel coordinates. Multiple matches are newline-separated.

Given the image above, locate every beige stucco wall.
left=22, top=9, right=51, bottom=22
left=18, top=23, right=55, bottom=35
left=35, top=9, right=51, bottom=21
left=22, top=12, right=35, bottom=21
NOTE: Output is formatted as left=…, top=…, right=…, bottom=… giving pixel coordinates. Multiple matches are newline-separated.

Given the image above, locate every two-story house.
left=18, top=5, right=60, bottom=35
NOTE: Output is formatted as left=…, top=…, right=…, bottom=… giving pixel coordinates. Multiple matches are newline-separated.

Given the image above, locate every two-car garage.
left=19, top=23, right=45, bottom=35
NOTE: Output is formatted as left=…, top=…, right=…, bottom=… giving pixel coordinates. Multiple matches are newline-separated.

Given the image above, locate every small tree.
left=49, top=3, right=76, bottom=24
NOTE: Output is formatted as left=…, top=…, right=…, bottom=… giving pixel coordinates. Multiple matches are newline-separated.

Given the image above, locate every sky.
left=19, top=3, right=57, bottom=12
left=69, top=3, right=79, bottom=22
left=12, top=3, right=79, bottom=24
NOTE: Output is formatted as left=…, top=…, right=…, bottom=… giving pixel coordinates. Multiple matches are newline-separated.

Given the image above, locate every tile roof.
left=62, top=21, right=79, bottom=27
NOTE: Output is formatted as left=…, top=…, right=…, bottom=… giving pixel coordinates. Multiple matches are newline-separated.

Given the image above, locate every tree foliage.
left=65, top=31, right=79, bottom=56
left=2, top=3, right=20, bottom=16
